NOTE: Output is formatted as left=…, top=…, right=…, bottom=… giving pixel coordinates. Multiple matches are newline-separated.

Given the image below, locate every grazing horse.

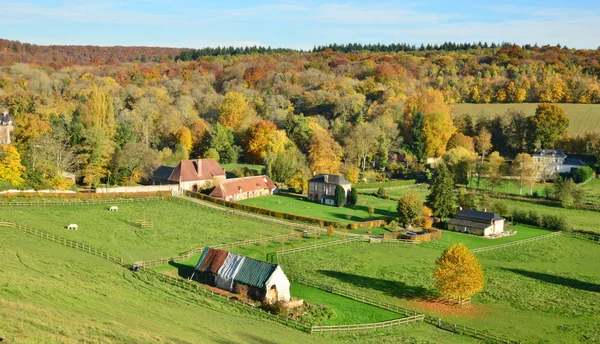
left=109, top=206, right=119, bottom=212
left=67, top=224, right=78, bottom=230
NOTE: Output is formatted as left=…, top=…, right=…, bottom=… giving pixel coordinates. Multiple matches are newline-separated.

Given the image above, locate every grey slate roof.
left=563, top=157, right=585, bottom=166
left=454, top=209, right=504, bottom=222
left=447, top=218, right=494, bottom=229
left=532, top=149, right=566, bottom=158
left=153, top=165, right=175, bottom=180
left=308, top=174, right=350, bottom=185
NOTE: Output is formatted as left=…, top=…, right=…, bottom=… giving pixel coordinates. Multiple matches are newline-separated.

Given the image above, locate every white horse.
left=67, top=224, right=78, bottom=230
left=109, top=206, right=119, bottom=212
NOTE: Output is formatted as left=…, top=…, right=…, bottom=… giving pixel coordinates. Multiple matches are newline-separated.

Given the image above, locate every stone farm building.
left=308, top=174, right=351, bottom=206
left=209, top=175, right=277, bottom=201
left=0, top=111, right=13, bottom=145
left=152, top=159, right=226, bottom=192
left=192, top=247, right=290, bottom=303
left=446, top=209, right=505, bottom=237
left=532, top=149, right=585, bottom=176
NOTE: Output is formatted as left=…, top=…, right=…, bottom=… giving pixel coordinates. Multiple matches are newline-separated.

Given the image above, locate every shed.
left=192, top=248, right=290, bottom=303
left=446, top=209, right=504, bottom=237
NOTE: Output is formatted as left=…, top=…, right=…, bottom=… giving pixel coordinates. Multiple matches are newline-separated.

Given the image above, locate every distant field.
left=0, top=199, right=296, bottom=262
left=280, top=237, right=600, bottom=343
left=466, top=178, right=549, bottom=196
left=238, top=194, right=398, bottom=225
left=581, top=178, right=600, bottom=204
left=453, top=103, right=600, bottom=136
left=440, top=224, right=552, bottom=249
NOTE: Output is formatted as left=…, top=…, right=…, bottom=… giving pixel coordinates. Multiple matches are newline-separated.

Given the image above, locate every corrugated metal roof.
left=217, top=253, right=245, bottom=280
left=194, top=247, right=210, bottom=271
left=234, top=257, right=278, bottom=289
left=197, top=248, right=228, bottom=274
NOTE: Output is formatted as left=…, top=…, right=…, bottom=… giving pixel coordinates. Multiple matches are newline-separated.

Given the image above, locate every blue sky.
left=0, top=1, right=599, bottom=49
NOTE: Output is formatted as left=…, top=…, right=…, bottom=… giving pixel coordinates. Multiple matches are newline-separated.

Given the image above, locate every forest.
left=1, top=39, right=600, bottom=191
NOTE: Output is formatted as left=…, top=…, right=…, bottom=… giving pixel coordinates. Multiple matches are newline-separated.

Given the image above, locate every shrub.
left=377, top=187, right=388, bottom=198
left=573, top=166, right=594, bottom=183
left=348, top=187, right=358, bottom=206
left=335, top=185, right=346, bottom=207
left=260, top=301, right=288, bottom=316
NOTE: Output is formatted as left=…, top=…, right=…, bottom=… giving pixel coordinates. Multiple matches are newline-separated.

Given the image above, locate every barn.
left=192, top=248, right=290, bottom=303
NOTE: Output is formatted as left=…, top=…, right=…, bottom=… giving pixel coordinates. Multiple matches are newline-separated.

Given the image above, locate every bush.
left=260, top=301, right=288, bottom=316
left=377, top=187, right=387, bottom=198
left=348, top=187, right=358, bottom=206
left=335, top=185, right=346, bottom=207
left=573, top=166, right=594, bottom=183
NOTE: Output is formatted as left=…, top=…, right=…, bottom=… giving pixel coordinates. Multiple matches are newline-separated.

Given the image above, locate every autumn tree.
left=553, top=178, right=584, bottom=208
left=344, top=122, right=380, bottom=170
left=115, top=142, right=161, bottom=185
left=423, top=112, right=456, bottom=158
left=176, top=126, right=193, bottom=153
left=446, top=132, right=474, bottom=152
left=530, top=103, right=569, bottom=148
left=474, top=127, right=492, bottom=160
left=443, top=147, right=476, bottom=185
left=426, top=163, right=456, bottom=218
left=309, top=129, right=343, bottom=174
left=511, top=153, right=539, bottom=195
left=487, top=151, right=506, bottom=193
left=265, top=144, right=306, bottom=183
left=397, top=192, right=423, bottom=228
left=403, top=88, right=451, bottom=143
left=0, top=144, right=25, bottom=186
left=245, top=120, right=278, bottom=164
left=434, top=244, right=484, bottom=303
left=218, top=91, right=250, bottom=130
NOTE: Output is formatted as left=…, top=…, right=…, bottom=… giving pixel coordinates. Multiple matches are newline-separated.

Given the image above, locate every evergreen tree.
left=426, top=163, right=456, bottom=218
left=410, top=109, right=426, bottom=162
left=348, top=187, right=358, bottom=206
left=335, top=185, right=346, bottom=207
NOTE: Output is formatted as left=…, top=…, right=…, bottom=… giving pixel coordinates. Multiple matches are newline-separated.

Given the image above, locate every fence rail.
left=276, top=237, right=365, bottom=258
left=1, top=219, right=124, bottom=266
left=569, top=232, right=600, bottom=244
left=0, top=196, right=165, bottom=207
left=471, top=232, right=562, bottom=253
left=424, top=317, right=518, bottom=344
left=310, top=314, right=424, bottom=334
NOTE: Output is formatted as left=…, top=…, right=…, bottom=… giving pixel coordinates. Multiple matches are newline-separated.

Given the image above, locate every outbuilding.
left=192, top=248, right=290, bottom=303
left=446, top=209, right=504, bottom=237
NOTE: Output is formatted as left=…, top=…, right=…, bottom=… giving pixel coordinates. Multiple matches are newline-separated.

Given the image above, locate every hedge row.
left=0, top=191, right=171, bottom=199
left=347, top=219, right=392, bottom=230
left=353, top=179, right=417, bottom=190
left=510, top=208, right=571, bottom=232
left=185, top=191, right=342, bottom=228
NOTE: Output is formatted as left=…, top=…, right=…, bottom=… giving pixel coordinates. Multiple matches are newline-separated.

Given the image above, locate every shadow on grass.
left=317, top=270, right=433, bottom=300
left=503, top=268, right=600, bottom=293
left=169, top=261, right=195, bottom=279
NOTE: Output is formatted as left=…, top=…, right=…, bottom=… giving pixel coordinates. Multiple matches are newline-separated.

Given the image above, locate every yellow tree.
left=245, top=120, right=277, bottom=164
left=309, top=129, right=343, bottom=174
left=511, top=153, right=540, bottom=195
left=434, top=244, right=484, bottom=304
left=0, top=145, right=25, bottom=186
left=423, top=112, right=456, bottom=157
left=403, top=88, right=451, bottom=142
left=218, top=91, right=250, bottom=130
left=487, top=151, right=506, bottom=193
left=176, top=126, right=193, bottom=152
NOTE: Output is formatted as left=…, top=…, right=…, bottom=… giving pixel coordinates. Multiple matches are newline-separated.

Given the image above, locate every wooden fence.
left=276, top=237, right=365, bottom=260
left=471, top=232, right=562, bottom=254
left=569, top=231, right=600, bottom=244
left=310, top=314, right=424, bottom=334
left=1, top=219, right=124, bottom=266
left=0, top=196, right=165, bottom=207
left=424, top=317, right=518, bottom=344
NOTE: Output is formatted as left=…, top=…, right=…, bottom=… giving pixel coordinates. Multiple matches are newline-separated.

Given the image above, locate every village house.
left=308, top=174, right=351, bottom=206
left=192, top=247, right=291, bottom=303
left=532, top=149, right=585, bottom=176
left=209, top=175, right=277, bottom=201
left=152, top=159, right=226, bottom=192
left=446, top=209, right=505, bottom=237
left=0, top=111, right=13, bottom=145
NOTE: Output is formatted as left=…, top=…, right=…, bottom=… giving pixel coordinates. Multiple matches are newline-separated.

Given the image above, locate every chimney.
left=197, top=159, right=203, bottom=175
left=484, top=208, right=487, bottom=212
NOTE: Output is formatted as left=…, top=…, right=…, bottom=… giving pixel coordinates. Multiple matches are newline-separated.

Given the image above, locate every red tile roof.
left=210, top=175, right=276, bottom=199
left=167, top=159, right=225, bottom=182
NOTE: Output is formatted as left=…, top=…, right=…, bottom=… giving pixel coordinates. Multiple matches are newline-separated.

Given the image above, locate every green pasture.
left=0, top=199, right=298, bottom=262
left=280, top=237, right=600, bottom=343
left=440, top=224, right=552, bottom=249
left=238, top=194, right=398, bottom=225
left=453, top=103, right=600, bottom=136
left=581, top=178, right=600, bottom=204
left=466, top=178, right=549, bottom=196
left=354, top=180, right=417, bottom=190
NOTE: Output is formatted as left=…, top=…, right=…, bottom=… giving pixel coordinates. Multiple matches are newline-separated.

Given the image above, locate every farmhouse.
left=532, top=149, right=585, bottom=175
left=209, top=175, right=277, bottom=201
left=192, top=247, right=290, bottom=303
left=446, top=209, right=505, bottom=237
left=0, top=110, right=13, bottom=144
left=152, top=159, right=226, bottom=192
left=308, top=174, right=351, bottom=206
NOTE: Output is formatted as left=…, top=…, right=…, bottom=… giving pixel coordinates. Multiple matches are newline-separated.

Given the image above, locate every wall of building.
left=95, top=185, right=179, bottom=194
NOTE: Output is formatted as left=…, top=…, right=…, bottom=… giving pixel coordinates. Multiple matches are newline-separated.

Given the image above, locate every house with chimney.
left=446, top=209, right=505, bottom=237
left=308, top=174, right=351, bottom=206
left=532, top=149, right=585, bottom=177
left=0, top=110, right=13, bottom=145
left=152, top=159, right=226, bottom=192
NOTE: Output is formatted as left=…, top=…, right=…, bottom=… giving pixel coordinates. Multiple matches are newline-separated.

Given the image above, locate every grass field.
left=354, top=180, right=417, bottom=190
left=453, top=103, right=600, bottom=136
left=466, top=178, right=549, bottom=196
left=239, top=194, right=399, bottom=225
left=0, top=229, right=326, bottom=344
left=440, top=224, right=552, bottom=248
left=0, top=199, right=298, bottom=262
left=221, top=163, right=265, bottom=178
left=582, top=178, right=600, bottom=203
left=279, top=237, right=600, bottom=343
